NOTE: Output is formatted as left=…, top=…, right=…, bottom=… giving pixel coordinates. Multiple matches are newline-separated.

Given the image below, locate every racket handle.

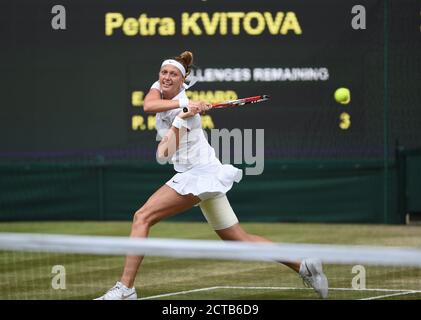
left=183, top=107, right=188, bottom=113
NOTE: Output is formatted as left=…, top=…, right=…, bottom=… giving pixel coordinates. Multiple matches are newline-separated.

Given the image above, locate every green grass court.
left=0, top=222, right=420, bottom=300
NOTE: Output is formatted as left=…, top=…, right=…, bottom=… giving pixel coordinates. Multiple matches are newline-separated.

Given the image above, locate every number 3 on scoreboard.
left=339, top=112, right=351, bottom=130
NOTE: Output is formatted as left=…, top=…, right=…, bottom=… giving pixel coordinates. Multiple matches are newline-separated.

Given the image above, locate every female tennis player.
left=96, top=51, right=328, bottom=300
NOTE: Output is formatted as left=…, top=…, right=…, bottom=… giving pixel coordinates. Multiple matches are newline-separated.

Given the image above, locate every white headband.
left=161, top=59, right=186, bottom=77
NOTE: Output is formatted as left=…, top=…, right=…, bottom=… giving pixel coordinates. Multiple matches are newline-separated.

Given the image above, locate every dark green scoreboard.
left=0, top=0, right=420, bottom=160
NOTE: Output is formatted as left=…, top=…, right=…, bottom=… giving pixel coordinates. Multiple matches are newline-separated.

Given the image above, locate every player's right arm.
left=144, top=89, right=211, bottom=114
left=143, top=89, right=181, bottom=113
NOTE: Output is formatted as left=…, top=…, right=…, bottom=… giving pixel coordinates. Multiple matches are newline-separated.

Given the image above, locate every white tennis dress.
left=151, top=81, right=243, bottom=201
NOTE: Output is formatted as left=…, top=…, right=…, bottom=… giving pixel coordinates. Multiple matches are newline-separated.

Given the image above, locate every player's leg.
left=216, top=224, right=328, bottom=298
left=199, top=195, right=328, bottom=298
left=199, top=194, right=300, bottom=270
left=120, top=184, right=200, bottom=288
left=215, top=223, right=301, bottom=272
left=96, top=185, right=200, bottom=299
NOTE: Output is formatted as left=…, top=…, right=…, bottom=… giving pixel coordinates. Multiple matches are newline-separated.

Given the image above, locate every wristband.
left=178, top=96, right=189, bottom=109
left=172, top=116, right=188, bottom=129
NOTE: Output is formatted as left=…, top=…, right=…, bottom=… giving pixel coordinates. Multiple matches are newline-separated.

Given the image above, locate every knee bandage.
left=199, top=195, right=239, bottom=230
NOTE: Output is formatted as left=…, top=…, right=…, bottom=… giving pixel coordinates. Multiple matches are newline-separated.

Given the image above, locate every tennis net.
left=1, top=232, right=421, bottom=300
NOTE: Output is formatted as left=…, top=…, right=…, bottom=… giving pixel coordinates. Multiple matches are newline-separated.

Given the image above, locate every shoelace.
left=106, top=284, right=122, bottom=295
left=300, top=274, right=312, bottom=288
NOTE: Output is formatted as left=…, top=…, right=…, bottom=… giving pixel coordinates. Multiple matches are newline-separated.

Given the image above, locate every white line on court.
left=139, top=286, right=421, bottom=300
left=360, top=291, right=419, bottom=300
left=139, top=286, right=221, bottom=300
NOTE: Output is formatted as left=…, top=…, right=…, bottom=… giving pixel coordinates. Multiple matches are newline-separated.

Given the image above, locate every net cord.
left=0, top=232, right=421, bottom=266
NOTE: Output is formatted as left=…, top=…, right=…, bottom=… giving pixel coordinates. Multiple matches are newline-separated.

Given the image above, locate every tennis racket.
left=183, top=95, right=270, bottom=113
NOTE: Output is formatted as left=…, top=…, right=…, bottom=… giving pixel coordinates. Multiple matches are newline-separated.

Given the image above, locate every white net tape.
left=1, top=232, right=421, bottom=266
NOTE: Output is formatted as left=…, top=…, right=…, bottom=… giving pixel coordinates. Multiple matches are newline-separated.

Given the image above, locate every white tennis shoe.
left=94, top=281, right=137, bottom=300
left=299, top=258, right=329, bottom=299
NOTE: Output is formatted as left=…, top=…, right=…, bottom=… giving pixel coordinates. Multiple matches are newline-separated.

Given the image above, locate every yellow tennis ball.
left=334, top=87, right=351, bottom=104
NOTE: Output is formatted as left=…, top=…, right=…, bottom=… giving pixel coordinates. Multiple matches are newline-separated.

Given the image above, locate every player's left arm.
left=156, top=103, right=211, bottom=160
left=157, top=126, right=186, bottom=161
